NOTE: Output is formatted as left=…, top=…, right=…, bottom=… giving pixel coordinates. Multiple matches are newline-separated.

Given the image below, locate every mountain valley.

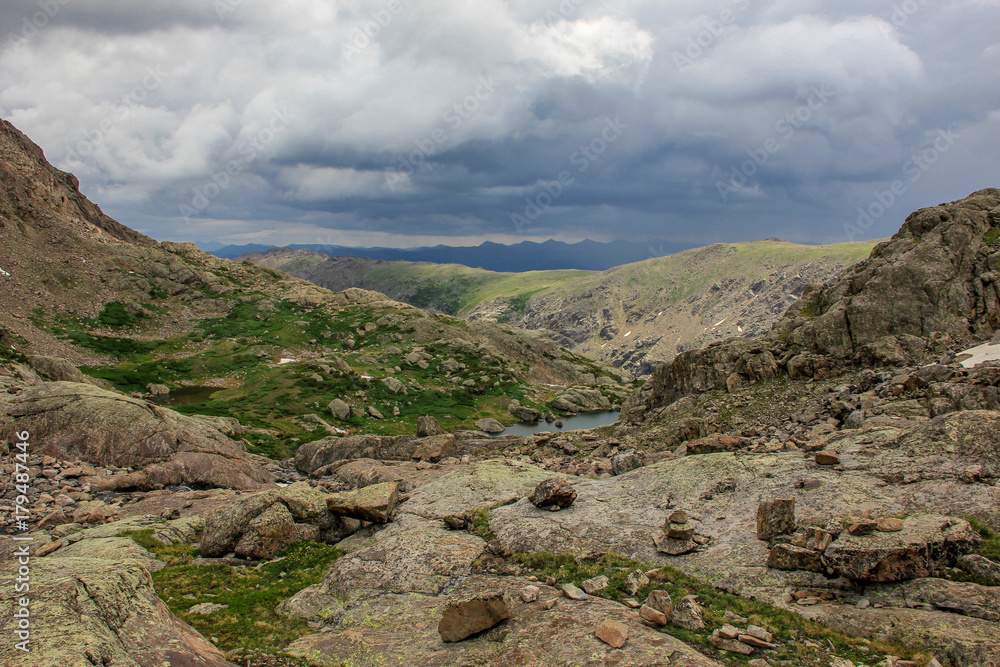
left=0, top=119, right=999, bottom=667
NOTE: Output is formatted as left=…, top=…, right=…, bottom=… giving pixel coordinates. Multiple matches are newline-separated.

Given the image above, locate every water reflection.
left=497, top=410, right=619, bottom=437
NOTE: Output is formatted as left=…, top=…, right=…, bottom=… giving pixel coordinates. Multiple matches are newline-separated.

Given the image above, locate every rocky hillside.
left=244, top=240, right=875, bottom=375
left=620, top=188, right=1000, bottom=428
left=1, top=117, right=998, bottom=667
left=0, top=119, right=632, bottom=451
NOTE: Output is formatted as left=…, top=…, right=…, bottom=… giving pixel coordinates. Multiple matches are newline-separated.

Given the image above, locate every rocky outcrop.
left=621, top=189, right=1000, bottom=426
left=2, top=382, right=274, bottom=491
left=0, top=557, right=235, bottom=667
left=3, top=381, right=246, bottom=466
left=200, top=482, right=358, bottom=559
left=822, top=514, right=978, bottom=582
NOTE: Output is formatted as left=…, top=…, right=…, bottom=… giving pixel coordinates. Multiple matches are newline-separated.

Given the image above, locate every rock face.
left=200, top=482, right=358, bottom=559
left=823, top=514, right=978, bottom=582
left=438, top=592, right=510, bottom=642
left=0, top=557, right=235, bottom=667
left=2, top=381, right=272, bottom=490
left=529, top=478, right=578, bottom=510
left=620, top=189, right=1000, bottom=425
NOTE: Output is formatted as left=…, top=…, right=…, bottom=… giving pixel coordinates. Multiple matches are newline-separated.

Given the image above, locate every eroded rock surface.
left=0, top=557, right=235, bottom=667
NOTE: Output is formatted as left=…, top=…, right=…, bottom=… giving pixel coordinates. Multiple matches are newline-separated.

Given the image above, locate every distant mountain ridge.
left=210, top=238, right=696, bottom=272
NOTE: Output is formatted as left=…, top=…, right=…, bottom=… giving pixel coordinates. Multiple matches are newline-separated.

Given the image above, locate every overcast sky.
left=2, top=0, right=998, bottom=248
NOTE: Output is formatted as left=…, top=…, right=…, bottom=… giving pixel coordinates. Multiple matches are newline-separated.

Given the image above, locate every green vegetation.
left=122, top=530, right=340, bottom=662
left=954, top=517, right=1000, bottom=586
left=513, top=551, right=915, bottom=666
left=95, top=300, right=140, bottom=327
left=984, top=227, right=1000, bottom=248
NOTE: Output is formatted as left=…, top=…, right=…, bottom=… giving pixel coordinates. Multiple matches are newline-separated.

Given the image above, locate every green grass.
left=95, top=300, right=140, bottom=327
left=121, top=530, right=341, bottom=660
left=512, top=551, right=916, bottom=666
left=951, top=517, right=1000, bottom=586
left=984, top=227, right=1000, bottom=248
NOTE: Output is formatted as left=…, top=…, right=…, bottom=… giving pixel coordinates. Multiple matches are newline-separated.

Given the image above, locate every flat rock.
left=639, top=604, right=668, bottom=626
left=653, top=533, right=697, bottom=556
left=767, top=544, right=823, bottom=572
left=412, top=434, right=456, bottom=462
left=799, top=603, right=1000, bottom=666
left=327, top=482, right=400, bottom=523
left=286, top=576, right=723, bottom=667
left=815, top=451, right=840, bottom=465
left=581, top=575, right=609, bottom=595
left=708, top=635, right=754, bottom=655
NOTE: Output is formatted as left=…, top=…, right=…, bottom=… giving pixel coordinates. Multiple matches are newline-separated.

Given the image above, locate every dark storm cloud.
left=1, top=0, right=998, bottom=247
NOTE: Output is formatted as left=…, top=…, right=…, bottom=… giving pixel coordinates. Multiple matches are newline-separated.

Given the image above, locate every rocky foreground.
left=2, top=349, right=1000, bottom=665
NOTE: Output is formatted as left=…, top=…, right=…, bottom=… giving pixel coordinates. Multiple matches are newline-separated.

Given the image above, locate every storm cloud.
left=1, top=0, right=998, bottom=248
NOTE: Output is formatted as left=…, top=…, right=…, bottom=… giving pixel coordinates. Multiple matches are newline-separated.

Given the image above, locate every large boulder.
left=0, top=557, right=235, bottom=666
left=327, top=482, right=400, bottom=523
left=529, top=478, right=578, bottom=511
left=822, top=514, right=979, bottom=582
left=200, top=482, right=358, bottom=559
left=438, top=592, right=510, bottom=642
left=756, top=498, right=796, bottom=540
left=417, top=415, right=443, bottom=437
left=26, top=355, right=98, bottom=385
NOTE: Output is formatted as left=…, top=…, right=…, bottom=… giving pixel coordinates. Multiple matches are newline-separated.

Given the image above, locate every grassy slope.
left=543, top=239, right=878, bottom=313
left=256, top=240, right=876, bottom=321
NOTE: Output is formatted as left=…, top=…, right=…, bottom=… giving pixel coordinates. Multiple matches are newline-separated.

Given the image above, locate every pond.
left=497, top=410, right=620, bottom=437
left=149, top=386, right=221, bottom=406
